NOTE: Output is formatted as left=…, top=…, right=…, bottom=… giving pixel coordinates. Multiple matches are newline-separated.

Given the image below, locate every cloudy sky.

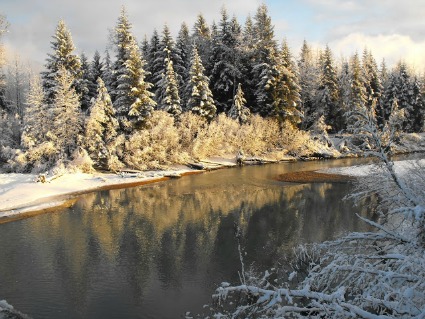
left=2, top=0, right=425, bottom=71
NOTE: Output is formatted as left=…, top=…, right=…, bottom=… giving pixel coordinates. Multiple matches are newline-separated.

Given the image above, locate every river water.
left=0, top=157, right=385, bottom=318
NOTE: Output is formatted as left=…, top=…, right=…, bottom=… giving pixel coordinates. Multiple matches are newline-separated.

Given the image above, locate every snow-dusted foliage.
left=187, top=46, right=216, bottom=121
left=158, top=49, right=182, bottom=117
left=122, top=110, right=183, bottom=169
left=228, top=83, right=250, bottom=124
left=313, top=46, right=339, bottom=132
left=41, top=20, right=81, bottom=104
left=111, top=8, right=156, bottom=130
left=85, top=77, right=120, bottom=169
left=50, top=67, right=82, bottom=157
left=21, top=75, right=49, bottom=148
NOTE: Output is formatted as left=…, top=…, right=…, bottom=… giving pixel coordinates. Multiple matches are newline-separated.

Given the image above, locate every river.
left=0, top=157, right=390, bottom=318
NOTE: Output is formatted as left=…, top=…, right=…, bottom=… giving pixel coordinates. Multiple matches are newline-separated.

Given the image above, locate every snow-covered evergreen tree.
left=362, top=49, right=382, bottom=108
left=159, top=49, right=182, bottom=117
left=110, top=6, right=134, bottom=104
left=42, top=20, right=82, bottom=104
left=228, top=83, right=250, bottom=124
left=153, top=24, right=178, bottom=104
left=121, top=37, right=156, bottom=129
left=251, top=3, right=278, bottom=116
left=50, top=67, right=82, bottom=157
left=276, top=39, right=302, bottom=127
left=191, top=13, right=212, bottom=68
left=174, top=23, right=191, bottom=109
left=298, top=40, right=319, bottom=129
left=209, top=7, right=242, bottom=113
left=102, top=50, right=114, bottom=94
left=79, top=53, right=92, bottom=112
left=253, top=46, right=279, bottom=117
left=337, top=60, right=351, bottom=131
left=111, top=7, right=156, bottom=130
left=85, top=77, right=119, bottom=168
left=410, top=76, right=425, bottom=132
left=313, top=46, right=339, bottom=131
left=145, top=29, right=161, bottom=93
left=21, top=75, right=49, bottom=148
left=187, top=46, right=216, bottom=121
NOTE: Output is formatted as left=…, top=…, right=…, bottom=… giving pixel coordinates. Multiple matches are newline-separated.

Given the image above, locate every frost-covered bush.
left=69, top=147, right=94, bottom=173
left=177, top=111, right=207, bottom=154
left=123, top=111, right=184, bottom=169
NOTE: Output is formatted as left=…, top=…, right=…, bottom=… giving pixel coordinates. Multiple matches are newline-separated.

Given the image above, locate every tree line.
left=0, top=5, right=424, bottom=172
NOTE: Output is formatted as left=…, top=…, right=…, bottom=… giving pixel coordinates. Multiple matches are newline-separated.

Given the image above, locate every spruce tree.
left=187, top=46, right=216, bottom=121
left=174, top=23, right=191, bottom=109
left=50, top=67, right=82, bottom=157
left=209, top=8, right=242, bottom=113
left=228, top=83, right=250, bottom=124
left=314, top=46, right=339, bottom=131
left=22, top=75, right=49, bottom=148
left=276, top=40, right=302, bottom=127
left=120, top=37, right=156, bottom=129
left=110, top=7, right=133, bottom=104
left=85, top=77, right=119, bottom=168
left=251, top=4, right=278, bottom=115
left=298, top=40, right=319, bottom=129
left=79, top=53, right=93, bottom=112
left=191, top=14, right=212, bottom=71
left=145, top=29, right=161, bottom=92
left=111, top=7, right=156, bottom=129
left=410, top=76, right=425, bottom=132
left=159, top=50, right=182, bottom=117
left=42, top=20, right=82, bottom=104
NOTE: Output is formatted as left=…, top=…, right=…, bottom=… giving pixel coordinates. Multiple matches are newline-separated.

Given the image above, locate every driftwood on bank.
left=35, top=173, right=63, bottom=183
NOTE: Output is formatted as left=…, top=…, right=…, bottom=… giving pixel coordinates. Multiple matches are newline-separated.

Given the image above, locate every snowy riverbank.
left=0, top=167, right=200, bottom=220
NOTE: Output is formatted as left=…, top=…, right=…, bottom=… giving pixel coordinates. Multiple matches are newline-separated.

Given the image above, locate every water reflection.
left=0, top=162, right=375, bottom=319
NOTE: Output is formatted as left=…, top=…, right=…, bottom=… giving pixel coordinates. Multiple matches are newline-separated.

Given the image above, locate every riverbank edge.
left=1, top=146, right=425, bottom=222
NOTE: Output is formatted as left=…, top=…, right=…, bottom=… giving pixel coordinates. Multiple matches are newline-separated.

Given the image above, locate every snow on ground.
left=0, top=167, right=194, bottom=219
left=320, top=158, right=425, bottom=177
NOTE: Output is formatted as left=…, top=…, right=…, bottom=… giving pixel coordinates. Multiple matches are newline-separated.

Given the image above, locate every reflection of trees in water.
left=19, top=179, right=374, bottom=306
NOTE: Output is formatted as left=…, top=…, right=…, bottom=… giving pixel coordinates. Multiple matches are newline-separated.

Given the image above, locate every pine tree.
left=102, top=50, right=114, bottom=94
left=85, top=77, right=119, bottom=168
left=22, top=75, right=49, bottom=148
left=153, top=24, right=178, bottom=103
left=314, top=46, right=339, bottom=131
left=111, top=7, right=156, bottom=129
left=50, top=67, right=82, bottom=157
left=298, top=40, right=319, bottom=129
left=191, top=14, right=212, bottom=71
left=254, top=46, right=280, bottom=117
left=410, top=76, right=425, bottom=132
left=158, top=49, right=181, bottom=117
left=145, top=29, right=161, bottom=92
left=187, top=46, right=216, bottom=121
left=118, top=37, right=156, bottom=129
left=79, top=53, right=93, bottom=112
left=228, top=83, right=250, bottom=124
left=42, top=20, right=82, bottom=104
left=338, top=60, right=351, bottom=131
left=251, top=3, right=278, bottom=115
left=276, top=40, right=302, bottom=127
left=110, top=7, right=134, bottom=104
left=174, top=23, right=191, bottom=109
left=209, top=7, right=242, bottom=113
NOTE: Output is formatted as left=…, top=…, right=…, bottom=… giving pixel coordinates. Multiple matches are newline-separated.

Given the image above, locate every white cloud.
left=330, top=33, right=425, bottom=70
left=2, top=0, right=261, bottom=68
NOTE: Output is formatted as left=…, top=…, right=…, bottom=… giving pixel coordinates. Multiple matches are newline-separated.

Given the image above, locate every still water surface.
left=0, top=158, right=381, bottom=318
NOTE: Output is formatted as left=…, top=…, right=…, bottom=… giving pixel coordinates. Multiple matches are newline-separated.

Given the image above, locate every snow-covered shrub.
left=69, top=147, right=94, bottom=173
left=191, top=113, right=240, bottom=158
left=177, top=111, right=207, bottom=153
left=123, top=111, right=183, bottom=169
